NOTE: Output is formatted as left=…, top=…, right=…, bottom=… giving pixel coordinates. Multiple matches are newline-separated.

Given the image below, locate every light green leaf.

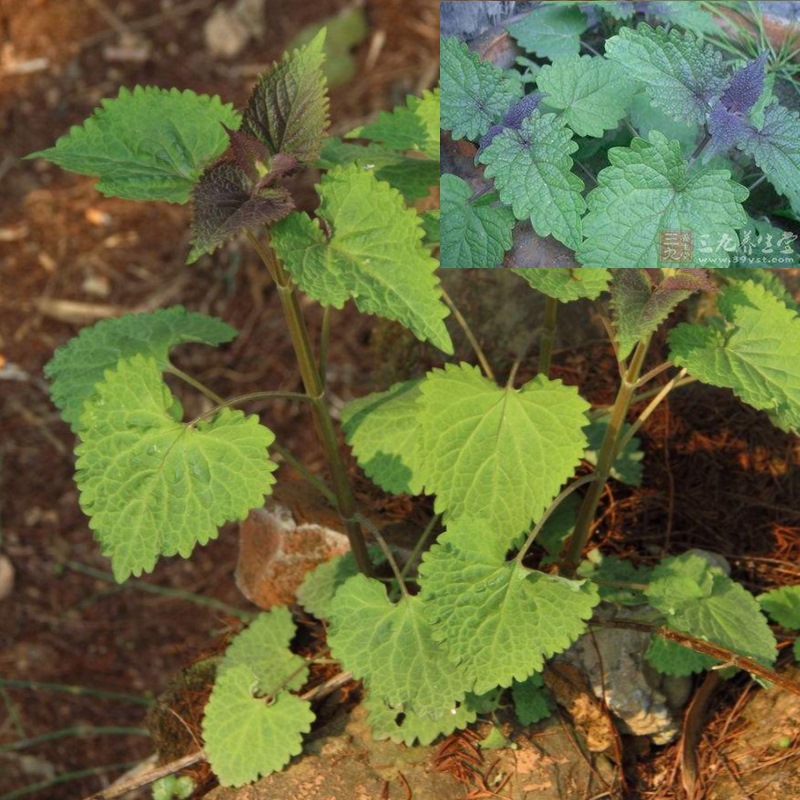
left=202, top=663, right=314, bottom=787
left=341, top=379, right=424, bottom=495
left=507, top=5, right=588, bottom=61
left=440, top=173, right=515, bottom=269
left=414, top=363, right=590, bottom=537
left=576, top=131, right=748, bottom=270
left=628, top=91, right=701, bottom=156
left=577, top=551, right=652, bottom=605
left=271, top=165, right=452, bottom=354
left=220, top=608, right=308, bottom=694
left=478, top=110, right=585, bottom=250
left=645, top=552, right=777, bottom=667
left=669, top=279, right=800, bottom=433
left=645, top=635, right=717, bottom=676
left=76, top=355, right=276, bottom=581
left=152, top=775, right=195, bottom=800
left=537, top=55, right=639, bottom=137
left=440, top=36, right=523, bottom=141
left=348, top=89, right=439, bottom=159
left=759, top=585, right=800, bottom=630
left=512, top=267, right=611, bottom=301
left=604, top=23, right=727, bottom=124
left=512, top=674, right=552, bottom=724
left=45, top=306, right=236, bottom=432
left=419, top=540, right=600, bottom=693
left=364, top=691, right=479, bottom=746
left=27, top=87, right=239, bottom=203
left=328, top=575, right=467, bottom=715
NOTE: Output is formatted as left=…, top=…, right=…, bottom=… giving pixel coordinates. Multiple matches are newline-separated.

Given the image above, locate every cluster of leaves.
left=440, top=4, right=800, bottom=269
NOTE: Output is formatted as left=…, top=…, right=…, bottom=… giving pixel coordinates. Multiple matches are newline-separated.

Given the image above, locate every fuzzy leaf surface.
left=669, top=279, right=800, bottom=432
left=440, top=173, right=514, bottom=269
left=479, top=111, right=585, bottom=250
left=645, top=552, right=777, bottom=667
left=604, top=23, right=727, bottom=124
left=271, top=165, right=452, bottom=353
left=202, top=664, right=314, bottom=787
left=241, top=29, right=328, bottom=166
left=537, top=55, right=638, bottom=137
left=507, top=5, right=588, bottom=60
left=420, top=540, right=600, bottom=693
left=440, top=36, right=523, bottom=141
left=341, top=379, right=423, bottom=495
left=327, top=575, right=467, bottom=714
left=576, top=131, right=748, bottom=270
left=45, top=307, right=236, bottom=431
left=76, top=356, right=276, bottom=581
left=414, top=364, right=590, bottom=535
left=512, top=267, right=611, bottom=301
left=27, top=86, right=239, bottom=203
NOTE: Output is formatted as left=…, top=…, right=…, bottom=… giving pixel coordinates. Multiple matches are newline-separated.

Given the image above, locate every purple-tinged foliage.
left=224, top=126, right=269, bottom=182
left=477, top=92, right=544, bottom=153
left=708, top=102, right=754, bottom=154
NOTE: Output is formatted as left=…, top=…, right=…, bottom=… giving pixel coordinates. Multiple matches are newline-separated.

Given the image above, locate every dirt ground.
left=2, top=2, right=800, bottom=799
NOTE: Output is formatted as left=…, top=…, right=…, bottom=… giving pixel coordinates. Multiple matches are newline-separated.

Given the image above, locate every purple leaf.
left=477, top=93, right=543, bottom=155
left=707, top=100, right=754, bottom=155
left=721, top=53, right=768, bottom=114
left=224, top=126, right=269, bottom=181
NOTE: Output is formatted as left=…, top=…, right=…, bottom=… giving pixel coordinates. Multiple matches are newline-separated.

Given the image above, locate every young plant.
left=440, top=3, right=800, bottom=269
left=31, top=28, right=800, bottom=797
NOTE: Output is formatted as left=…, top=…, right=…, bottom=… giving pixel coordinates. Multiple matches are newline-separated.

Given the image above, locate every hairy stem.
left=559, top=336, right=652, bottom=575
left=538, top=295, right=559, bottom=379
left=247, top=231, right=373, bottom=576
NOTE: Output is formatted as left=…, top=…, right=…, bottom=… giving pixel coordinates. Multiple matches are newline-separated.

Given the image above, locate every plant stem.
left=399, top=513, right=441, bottom=581
left=318, top=306, right=332, bottom=385
left=538, top=295, right=558, bottom=379
left=441, top=288, right=496, bottom=382
left=559, top=336, right=652, bottom=575
left=354, top=512, right=408, bottom=598
left=167, top=365, right=225, bottom=404
left=271, top=442, right=337, bottom=506
left=246, top=230, right=372, bottom=576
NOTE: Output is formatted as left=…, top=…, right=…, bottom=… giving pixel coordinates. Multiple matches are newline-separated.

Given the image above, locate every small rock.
left=0, top=554, right=14, bottom=601
left=203, top=0, right=266, bottom=59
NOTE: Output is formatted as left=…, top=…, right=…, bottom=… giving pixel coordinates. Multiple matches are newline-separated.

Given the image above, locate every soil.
left=2, top=3, right=800, bottom=800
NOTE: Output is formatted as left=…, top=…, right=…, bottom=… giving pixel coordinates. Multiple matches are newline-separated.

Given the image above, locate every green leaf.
left=241, top=29, right=329, bottom=166
left=576, top=131, right=748, bottom=270
left=348, top=89, right=439, bottom=160
left=478, top=110, right=585, bottom=250
left=739, top=103, right=800, bottom=216
left=414, top=364, right=590, bottom=537
left=577, top=551, right=652, bottom=605
left=440, top=173, right=515, bottom=269
left=512, top=674, right=552, bottom=724
left=537, top=55, right=639, bottom=137
left=645, top=635, right=717, bottom=676
left=271, top=165, right=452, bottom=354
left=512, top=267, right=611, bottom=301
left=341, top=379, right=424, bottom=495
left=628, top=91, right=701, bottom=156
left=27, top=86, right=238, bottom=203
left=364, top=690, right=478, bottom=747
left=202, top=663, right=314, bottom=787
left=669, top=279, right=800, bottom=433
left=507, top=5, right=588, bottom=61
left=759, top=585, right=800, bottom=630
left=645, top=552, right=777, bottom=667
left=152, top=775, right=195, bottom=800
left=419, top=539, right=600, bottom=693
left=421, top=210, right=440, bottom=247
left=725, top=266, right=798, bottom=313
left=45, top=306, right=237, bottom=431
left=731, top=218, right=799, bottom=273
left=536, top=493, right=579, bottom=561
left=604, top=23, right=727, bottom=125
left=649, top=1, right=719, bottom=36
left=76, top=355, right=276, bottom=581
left=220, top=608, right=308, bottom=694
left=327, top=575, right=467, bottom=715
left=440, top=36, right=523, bottom=141
left=584, top=416, right=644, bottom=487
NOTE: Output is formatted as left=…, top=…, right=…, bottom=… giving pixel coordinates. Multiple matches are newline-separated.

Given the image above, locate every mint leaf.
left=584, top=417, right=644, bottom=487
left=328, top=575, right=467, bottom=715
left=628, top=91, right=701, bottom=155
left=604, top=23, right=727, bottom=125
left=506, top=5, right=588, bottom=61
left=242, top=29, right=328, bottom=166
left=512, top=267, right=611, bottom=301
left=76, top=355, right=276, bottom=581
left=477, top=93, right=545, bottom=153
left=441, top=36, right=523, bottom=141
left=341, top=379, right=424, bottom=495
left=512, top=674, right=552, bottom=724
left=422, top=210, right=440, bottom=247
left=420, top=540, right=600, bottom=693
left=271, top=165, right=452, bottom=354
left=646, top=635, right=716, bottom=676
left=440, top=174, right=514, bottom=269
left=45, top=307, right=236, bottom=431
left=577, top=552, right=652, bottom=605
left=645, top=2, right=719, bottom=36
left=537, top=55, right=639, bottom=137
left=27, top=87, right=239, bottom=203
left=760, top=586, right=800, bottom=662
left=202, top=663, right=314, bottom=787
left=731, top=218, right=799, bottom=273
left=414, top=363, right=590, bottom=543
left=576, top=132, right=748, bottom=270
left=669, top=279, right=800, bottom=433
left=187, top=162, right=293, bottom=263
left=645, top=552, right=777, bottom=667
left=478, top=110, right=585, bottom=250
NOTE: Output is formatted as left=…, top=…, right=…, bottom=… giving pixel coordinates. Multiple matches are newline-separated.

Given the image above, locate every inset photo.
left=440, top=1, right=800, bottom=269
